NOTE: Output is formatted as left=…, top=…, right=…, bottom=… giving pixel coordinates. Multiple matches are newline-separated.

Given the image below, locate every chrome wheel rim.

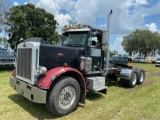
left=58, top=85, right=76, bottom=109
left=132, top=72, right=137, bottom=85
left=140, top=72, right=144, bottom=82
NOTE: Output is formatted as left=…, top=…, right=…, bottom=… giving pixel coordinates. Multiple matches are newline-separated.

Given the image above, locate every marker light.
left=64, top=63, right=67, bottom=67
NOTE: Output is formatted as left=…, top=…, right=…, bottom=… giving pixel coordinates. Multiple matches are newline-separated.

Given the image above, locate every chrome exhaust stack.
left=103, top=9, right=112, bottom=76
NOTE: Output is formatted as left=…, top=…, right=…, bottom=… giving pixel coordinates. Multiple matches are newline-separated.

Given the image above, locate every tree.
left=122, top=29, right=160, bottom=57
left=0, top=0, right=11, bottom=31
left=0, top=37, right=9, bottom=48
left=62, top=19, right=81, bottom=32
left=62, top=25, right=69, bottom=32
left=110, top=50, right=118, bottom=57
left=154, top=32, right=160, bottom=55
left=0, top=0, right=12, bottom=49
left=7, top=3, right=60, bottom=50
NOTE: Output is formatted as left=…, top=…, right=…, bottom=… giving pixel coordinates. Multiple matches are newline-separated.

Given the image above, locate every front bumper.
left=10, top=76, right=47, bottom=103
left=0, top=62, right=15, bottom=68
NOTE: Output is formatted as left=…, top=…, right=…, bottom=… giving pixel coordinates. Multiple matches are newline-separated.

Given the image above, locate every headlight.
left=37, top=66, right=47, bottom=75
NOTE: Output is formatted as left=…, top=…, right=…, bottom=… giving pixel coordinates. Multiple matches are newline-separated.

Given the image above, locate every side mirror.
left=92, top=41, right=97, bottom=46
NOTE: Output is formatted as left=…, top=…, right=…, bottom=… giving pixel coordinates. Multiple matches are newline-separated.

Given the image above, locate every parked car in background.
left=133, top=57, right=146, bottom=63
left=0, top=49, right=15, bottom=69
left=109, top=56, right=128, bottom=65
left=150, top=57, right=157, bottom=63
left=155, top=58, right=160, bottom=67
left=128, top=57, right=132, bottom=62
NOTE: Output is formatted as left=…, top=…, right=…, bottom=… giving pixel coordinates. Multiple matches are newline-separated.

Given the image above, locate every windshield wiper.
left=63, top=44, right=83, bottom=47
left=67, top=44, right=82, bottom=47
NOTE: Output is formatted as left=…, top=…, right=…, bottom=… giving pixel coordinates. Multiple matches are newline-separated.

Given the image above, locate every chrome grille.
left=17, top=48, right=32, bottom=80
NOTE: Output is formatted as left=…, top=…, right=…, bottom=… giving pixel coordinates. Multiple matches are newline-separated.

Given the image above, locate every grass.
left=0, top=63, right=160, bottom=120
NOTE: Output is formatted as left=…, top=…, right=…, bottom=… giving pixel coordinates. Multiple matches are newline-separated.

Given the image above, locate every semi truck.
left=10, top=11, right=145, bottom=117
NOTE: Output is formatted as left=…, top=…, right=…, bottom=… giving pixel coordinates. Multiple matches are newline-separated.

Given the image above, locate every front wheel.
left=46, top=76, right=80, bottom=117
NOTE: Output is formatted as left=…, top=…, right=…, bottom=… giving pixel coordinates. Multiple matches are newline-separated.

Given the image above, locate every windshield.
left=0, top=49, right=11, bottom=55
left=61, top=32, right=87, bottom=46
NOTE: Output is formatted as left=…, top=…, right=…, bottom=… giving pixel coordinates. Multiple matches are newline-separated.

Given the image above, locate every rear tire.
left=45, top=76, right=80, bottom=117
left=126, top=69, right=137, bottom=88
left=137, top=69, right=145, bottom=85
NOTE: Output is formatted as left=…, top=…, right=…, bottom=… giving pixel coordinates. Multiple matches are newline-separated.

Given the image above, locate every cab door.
left=86, top=35, right=103, bottom=70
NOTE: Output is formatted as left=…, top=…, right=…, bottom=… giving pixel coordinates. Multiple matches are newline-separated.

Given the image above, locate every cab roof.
left=65, top=27, right=103, bottom=35
left=67, top=28, right=91, bottom=32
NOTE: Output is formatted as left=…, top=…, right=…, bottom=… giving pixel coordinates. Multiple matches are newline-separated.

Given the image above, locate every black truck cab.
left=60, top=27, right=105, bottom=72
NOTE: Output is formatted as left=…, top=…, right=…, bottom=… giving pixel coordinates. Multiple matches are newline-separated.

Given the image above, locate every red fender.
left=35, top=67, right=86, bottom=91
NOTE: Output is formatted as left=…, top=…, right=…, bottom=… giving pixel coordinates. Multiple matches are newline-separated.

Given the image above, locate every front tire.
left=46, top=76, right=80, bottom=117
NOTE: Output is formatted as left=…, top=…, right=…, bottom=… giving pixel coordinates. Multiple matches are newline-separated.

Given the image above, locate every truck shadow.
left=106, top=78, right=127, bottom=88
left=8, top=91, right=104, bottom=119
left=8, top=94, right=57, bottom=120
left=8, top=92, right=104, bottom=119
left=86, top=91, right=105, bottom=101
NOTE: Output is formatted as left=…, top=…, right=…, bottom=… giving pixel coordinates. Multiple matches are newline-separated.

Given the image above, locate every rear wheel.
left=126, top=69, right=137, bottom=88
left=137, top=69, right=145, bottom=85
left=45, top=76, right=80, bottom=117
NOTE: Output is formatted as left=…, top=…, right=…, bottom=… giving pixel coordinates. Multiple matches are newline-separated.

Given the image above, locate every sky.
left=11, top=0, right=160, bottom=54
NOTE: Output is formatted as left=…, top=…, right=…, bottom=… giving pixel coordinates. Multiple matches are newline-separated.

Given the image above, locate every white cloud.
left=26, top=0, right=160, bottom=54
left=29, top=0, right=75, bottom=33
left=55, top=13, right=72, bottom=33
left=135, top=0, right=148, bottom=5
left=110, top=37, right=126, bottom=55
left=29, top=0, right=160, bottom=35
left=24, top=2, right=29, bottom=5
left=13, top=2, right=19, bottom=6
left=146, top=23, right=159, bottom=32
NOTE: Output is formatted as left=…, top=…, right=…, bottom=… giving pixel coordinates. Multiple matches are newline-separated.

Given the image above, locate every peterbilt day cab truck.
left=10, top=11, right=145, bottom=117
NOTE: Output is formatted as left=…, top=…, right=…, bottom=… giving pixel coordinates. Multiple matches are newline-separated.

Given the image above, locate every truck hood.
left=39, top=44, right=84, bottom=70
